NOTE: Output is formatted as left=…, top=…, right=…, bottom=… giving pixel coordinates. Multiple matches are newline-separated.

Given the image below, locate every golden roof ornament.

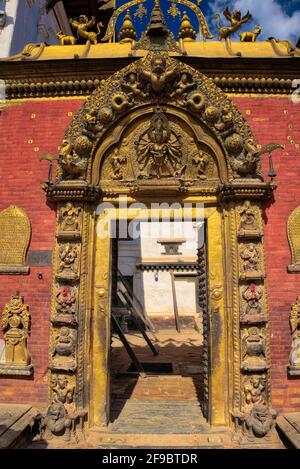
left=119, top=9, right=137, bottom=43
left=178, top=11, right=196, bottom=42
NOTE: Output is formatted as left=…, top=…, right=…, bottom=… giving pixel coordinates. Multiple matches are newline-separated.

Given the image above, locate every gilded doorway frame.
left=89, top=202, right=228, bottom=428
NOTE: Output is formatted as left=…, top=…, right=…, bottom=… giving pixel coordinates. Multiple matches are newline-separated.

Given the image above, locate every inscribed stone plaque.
left=287, top=206, right=300, bottom=272
left=0, top=206, right=31, bottom=274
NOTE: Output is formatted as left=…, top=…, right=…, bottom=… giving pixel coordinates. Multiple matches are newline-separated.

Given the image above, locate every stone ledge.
left=0, top=364, right=34, bottom=376
left=0, top=265, right=30, bottom=275
left=287, top=264, right=300, bottom=273
left=288, top=365, right=300, bottom=376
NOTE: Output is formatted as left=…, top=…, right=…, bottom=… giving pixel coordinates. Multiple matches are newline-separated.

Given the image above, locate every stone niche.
left=0, top=206, right=31, bottom=274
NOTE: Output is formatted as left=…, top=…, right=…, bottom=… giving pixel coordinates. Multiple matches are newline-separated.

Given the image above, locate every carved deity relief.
left=50, top=327, right=76, bottom=371
left=138, top=54, right=180, bottom=94
left=288, top=296, right=300, bottom=372
left=287, top=205, right=300, bottom=272
left=54, top=285, right=77, bottom=325
left=57, top=243, right=80, bottom=279
left=192, top=150, right=210, bottom=180
left=242, top=374, right=267, bottom=412
left=239, top=243, right=263, bottom=279
left=240, top=283, right=264, bottom=324
left=241, top=327, right=267, bottom=371
left=110, top=141, right=128, bottom=180
left=100, top=109, right=218, bottom=188
left=238, top=201, right=261, bottom=238
left=0, top=292, right=33, bottom=374
left=58, top=203, right=81, bottom=238
left=51, top=374, right=75, bottom=411
left=136, top=107, right=184, bottom=179
left=0, top=206, right=31, bottom=274
left=170, top=71, right=196, bottom=106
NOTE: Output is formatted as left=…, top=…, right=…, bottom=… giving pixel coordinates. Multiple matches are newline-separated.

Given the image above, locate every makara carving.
left=241, top=327, right=267, bottom=371
left=288, top=296, right=300, bottom=374
left=0, top=292, right=33, bottom=375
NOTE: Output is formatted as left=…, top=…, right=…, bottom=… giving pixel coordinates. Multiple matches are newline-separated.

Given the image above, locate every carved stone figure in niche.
left=241, top=283, right=264, bottom=322
left=111, top=146, right=127, bottom=180
left=51, top=327, right=76, bottom=370
left=59, top=203, right=81, bottom=234
left=289, top=297, right=300, bottom=371
left=242, top=327, right=267, bottom=370
left=240, top=243, right=260, bottom=273
left=122, top=72, right=147, bottom=102
left=243, top=375, right=267, bottom=411
left=138, top=54, right=179, bottom=94
left=238, top=201, right=260, bottom=237
left=170, top=71, right=196, bottom=105
left=136, top=107, right=184, bottom=179
left=42, top=402, right=72, bottom=441
left=58, top=139, right=88, bottom=180
left=51, top=375, right=75, bottom=409
left=57, top=244, right=79, bottom=278
left=56, top=285, right=77, bottom=316
left=192, top=151, right=210, bottom=179
left=0, top=292, right=32, bottom=372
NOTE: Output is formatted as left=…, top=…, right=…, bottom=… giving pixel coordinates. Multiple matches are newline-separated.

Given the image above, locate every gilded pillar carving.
left=45, top=200, right=87, bottom=441
left=232, top=200, right=276, bottom=444
left=0, top=292, right=33, bottom=376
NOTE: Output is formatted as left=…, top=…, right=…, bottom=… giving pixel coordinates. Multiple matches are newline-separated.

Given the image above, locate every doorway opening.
left=109, top=220, right=208, bottom=434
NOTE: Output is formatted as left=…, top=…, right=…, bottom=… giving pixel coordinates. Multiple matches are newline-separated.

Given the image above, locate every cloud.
left=208, top=0, right=300, bottom=43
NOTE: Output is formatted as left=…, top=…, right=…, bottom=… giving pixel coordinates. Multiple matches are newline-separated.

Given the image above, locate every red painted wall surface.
left=233, top=96, right=300, bottom=412
left=0, top=95, right=299, bottom=412
left=0, top=99, right=84, bottom=406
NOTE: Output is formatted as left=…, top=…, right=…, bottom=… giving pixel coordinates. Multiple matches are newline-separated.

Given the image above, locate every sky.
left=115, top=0, right=300, bottom=44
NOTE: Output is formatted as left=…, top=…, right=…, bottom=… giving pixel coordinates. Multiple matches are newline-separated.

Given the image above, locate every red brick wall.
left=0, top=99, right=83, bottom=406
left=0, top=95, right=299, bottom=413
left=233, top=97, right=300, bottom=412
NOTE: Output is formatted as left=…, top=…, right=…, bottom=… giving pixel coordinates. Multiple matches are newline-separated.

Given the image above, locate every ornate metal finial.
left=178, top=11, right=196, bottom=42
left=133, top=0, right=181, bottom=52
left=119, top=9, right=137, bottom=43
left=146, top=0, right=168, bottom=37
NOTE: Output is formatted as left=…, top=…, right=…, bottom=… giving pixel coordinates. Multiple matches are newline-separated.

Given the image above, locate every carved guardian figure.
left=1, top=292, right=31, bottom=367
